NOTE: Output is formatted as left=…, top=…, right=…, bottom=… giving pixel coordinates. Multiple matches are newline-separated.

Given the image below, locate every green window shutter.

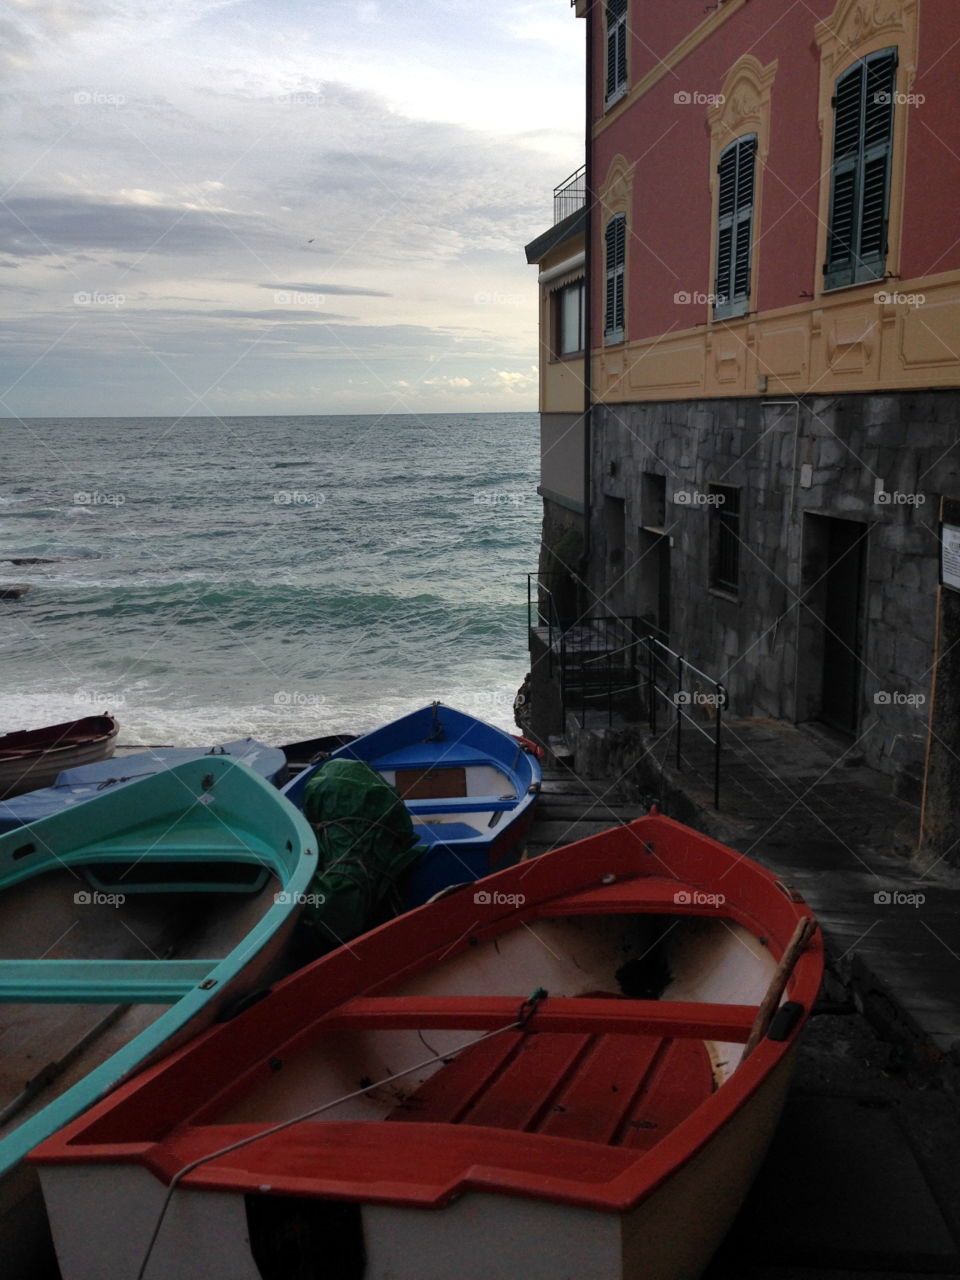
left=825, top=48, right=897, bottom=289
left=606, top=1, right=628, bottom=103
left=604, top=214, right=626, bottom=341
left=714, top=135, right=756, bottom=320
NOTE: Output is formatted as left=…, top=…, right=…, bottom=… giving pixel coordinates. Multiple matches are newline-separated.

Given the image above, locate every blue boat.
left=0, top=738, right=288, bottom=835
left=0, top=755, right=315, bottom=1273
left=283, top=702, right=542, bottom=905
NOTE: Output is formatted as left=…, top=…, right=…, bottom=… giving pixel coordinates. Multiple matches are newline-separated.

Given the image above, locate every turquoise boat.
left=0, top=755, right=316, bottom=1276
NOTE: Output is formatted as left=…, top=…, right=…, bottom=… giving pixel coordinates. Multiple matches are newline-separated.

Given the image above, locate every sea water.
left=0, top=414, right=539, bottom=744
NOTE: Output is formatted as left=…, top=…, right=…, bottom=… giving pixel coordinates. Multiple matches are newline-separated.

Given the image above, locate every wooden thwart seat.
left=326, top=995, right=758, bottom=1042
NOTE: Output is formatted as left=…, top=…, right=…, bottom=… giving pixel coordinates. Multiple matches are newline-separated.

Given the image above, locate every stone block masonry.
left=587, top=390, right=958, bottom=794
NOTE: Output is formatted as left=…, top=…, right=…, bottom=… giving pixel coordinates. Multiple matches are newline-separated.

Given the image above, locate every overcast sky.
left=1, top=0, right=583, bottom=418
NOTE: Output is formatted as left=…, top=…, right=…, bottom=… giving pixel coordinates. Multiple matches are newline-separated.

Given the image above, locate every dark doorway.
left=798, top=515, right=868, bottom=734
left=637, top=528, right=670, bottom=645
left=820, top=519, right=867, bottom=731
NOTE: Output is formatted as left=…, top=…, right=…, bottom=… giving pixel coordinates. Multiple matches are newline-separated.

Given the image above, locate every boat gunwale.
left=30, top=813, right=823, bottom=1215
left=0, top=755, right=316, bottom=1179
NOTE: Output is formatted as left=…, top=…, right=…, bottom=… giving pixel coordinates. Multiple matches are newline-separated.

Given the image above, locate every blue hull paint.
left=0, top=739, right=287, bottom=834
left=283, top=703, right=541, bottom=905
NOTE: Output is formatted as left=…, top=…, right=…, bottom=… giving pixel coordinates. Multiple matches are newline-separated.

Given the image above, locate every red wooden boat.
left=0, top=715, right=119, bottom=799
left=32, top=812, right=823, bottom=1280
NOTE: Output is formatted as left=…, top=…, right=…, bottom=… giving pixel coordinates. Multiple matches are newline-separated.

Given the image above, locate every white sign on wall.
left=940, top=523, right=960, bottom=593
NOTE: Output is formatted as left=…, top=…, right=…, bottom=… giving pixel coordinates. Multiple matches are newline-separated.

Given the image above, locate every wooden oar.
left=741, top=916, right=816, bottom=1060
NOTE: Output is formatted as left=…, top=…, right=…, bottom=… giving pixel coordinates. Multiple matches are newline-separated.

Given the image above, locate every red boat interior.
left=386, top=1023, right=715, bottom=1151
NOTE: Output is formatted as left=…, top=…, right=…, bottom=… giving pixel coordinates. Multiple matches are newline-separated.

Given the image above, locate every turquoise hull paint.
left=0, top=755, right=315, bottom=1180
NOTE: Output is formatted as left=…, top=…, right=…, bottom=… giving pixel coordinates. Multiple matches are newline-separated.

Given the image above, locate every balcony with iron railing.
left=553, top=165, right=586, bottom=225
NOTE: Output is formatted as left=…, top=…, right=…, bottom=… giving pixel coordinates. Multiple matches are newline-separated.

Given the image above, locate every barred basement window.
left=714, top=135, right=756, bottom=320
left=606, top=0, right=628, bottom=107
left=604, top=214, right=626, bottom=344
left=709, top=485, right=740, bottom=595
left=824, top=47, right=897, bottom=290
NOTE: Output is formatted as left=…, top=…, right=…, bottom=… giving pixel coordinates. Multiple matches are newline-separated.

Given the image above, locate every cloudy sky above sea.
left=1, top=0, right=583, bottom=417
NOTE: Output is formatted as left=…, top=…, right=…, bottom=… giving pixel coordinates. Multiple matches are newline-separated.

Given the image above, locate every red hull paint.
left=32, top=815, right=823, bottom=1217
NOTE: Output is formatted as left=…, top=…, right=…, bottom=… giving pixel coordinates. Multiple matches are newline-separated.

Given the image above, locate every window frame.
left=603, top=213, right=626, bottom=345
left=708, top=484, right=741, bottom=597
left=713, top=134, right=757, bottom=321
left=605, top=0, right=628, bottom=109
left=552, top=278, right=586, bottom=360
left=823, top=46, right=898, bottom=292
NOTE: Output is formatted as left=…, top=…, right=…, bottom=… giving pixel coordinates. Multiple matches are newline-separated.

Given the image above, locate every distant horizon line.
left=0, top=409, right=540, bottom=420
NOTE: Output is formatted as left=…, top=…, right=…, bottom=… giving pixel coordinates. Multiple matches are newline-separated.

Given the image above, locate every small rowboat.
left=0, top=756, right=315, bottom=1276
left=283, top=702, right=542, bottom=906
left=33, top=812, right=823, bottom=1280
left=0, top=738, right=288, bottom=835
left=0, top=714, right=119, bottom=799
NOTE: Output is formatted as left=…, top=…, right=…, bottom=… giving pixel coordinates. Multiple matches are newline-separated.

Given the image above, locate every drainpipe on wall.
left=581, top=1, right=594, bottom=583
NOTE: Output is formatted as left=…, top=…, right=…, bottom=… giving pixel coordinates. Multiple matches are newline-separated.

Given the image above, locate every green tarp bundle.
left=298, top=758, right=424, bottom=950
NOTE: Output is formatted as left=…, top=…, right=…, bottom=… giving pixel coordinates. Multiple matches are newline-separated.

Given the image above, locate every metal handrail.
left=642, top=636, right=726, bottom=809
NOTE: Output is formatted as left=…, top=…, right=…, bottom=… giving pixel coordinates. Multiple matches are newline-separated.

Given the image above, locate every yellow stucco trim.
left=598, top=153, right=634, bottom=218
left=593, top=0, right=749, bottom=136
left=814, top=0, right=920, bottom=299
left=592, top=266, right=960, bottom=401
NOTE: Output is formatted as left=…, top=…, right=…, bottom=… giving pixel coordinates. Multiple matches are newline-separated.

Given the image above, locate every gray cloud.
left=0, top=196, right=287, bottom=259
left=258, top=282, right=391, bottom=297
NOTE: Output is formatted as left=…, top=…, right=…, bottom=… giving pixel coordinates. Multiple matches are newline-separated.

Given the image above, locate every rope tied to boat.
left=518, top=986, right=548, bottom=1027
left=135, top=997, right=542, bottom=1279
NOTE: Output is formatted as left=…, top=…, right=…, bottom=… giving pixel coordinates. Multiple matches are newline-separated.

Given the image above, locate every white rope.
left=135, top=1015, right=528, bottom=1278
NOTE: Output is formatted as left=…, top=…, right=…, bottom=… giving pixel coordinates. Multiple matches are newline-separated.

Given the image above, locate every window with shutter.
left=604, top=214, right=626, bottom=343
left=825, top=47, right=897, bottom=290
left=714, top=135, right=756, bottom=320
left=605, top=0, right=628, bottom=107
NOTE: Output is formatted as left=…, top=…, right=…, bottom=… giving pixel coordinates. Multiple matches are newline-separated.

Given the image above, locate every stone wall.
left=587, top=391, right=958, bottom=791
